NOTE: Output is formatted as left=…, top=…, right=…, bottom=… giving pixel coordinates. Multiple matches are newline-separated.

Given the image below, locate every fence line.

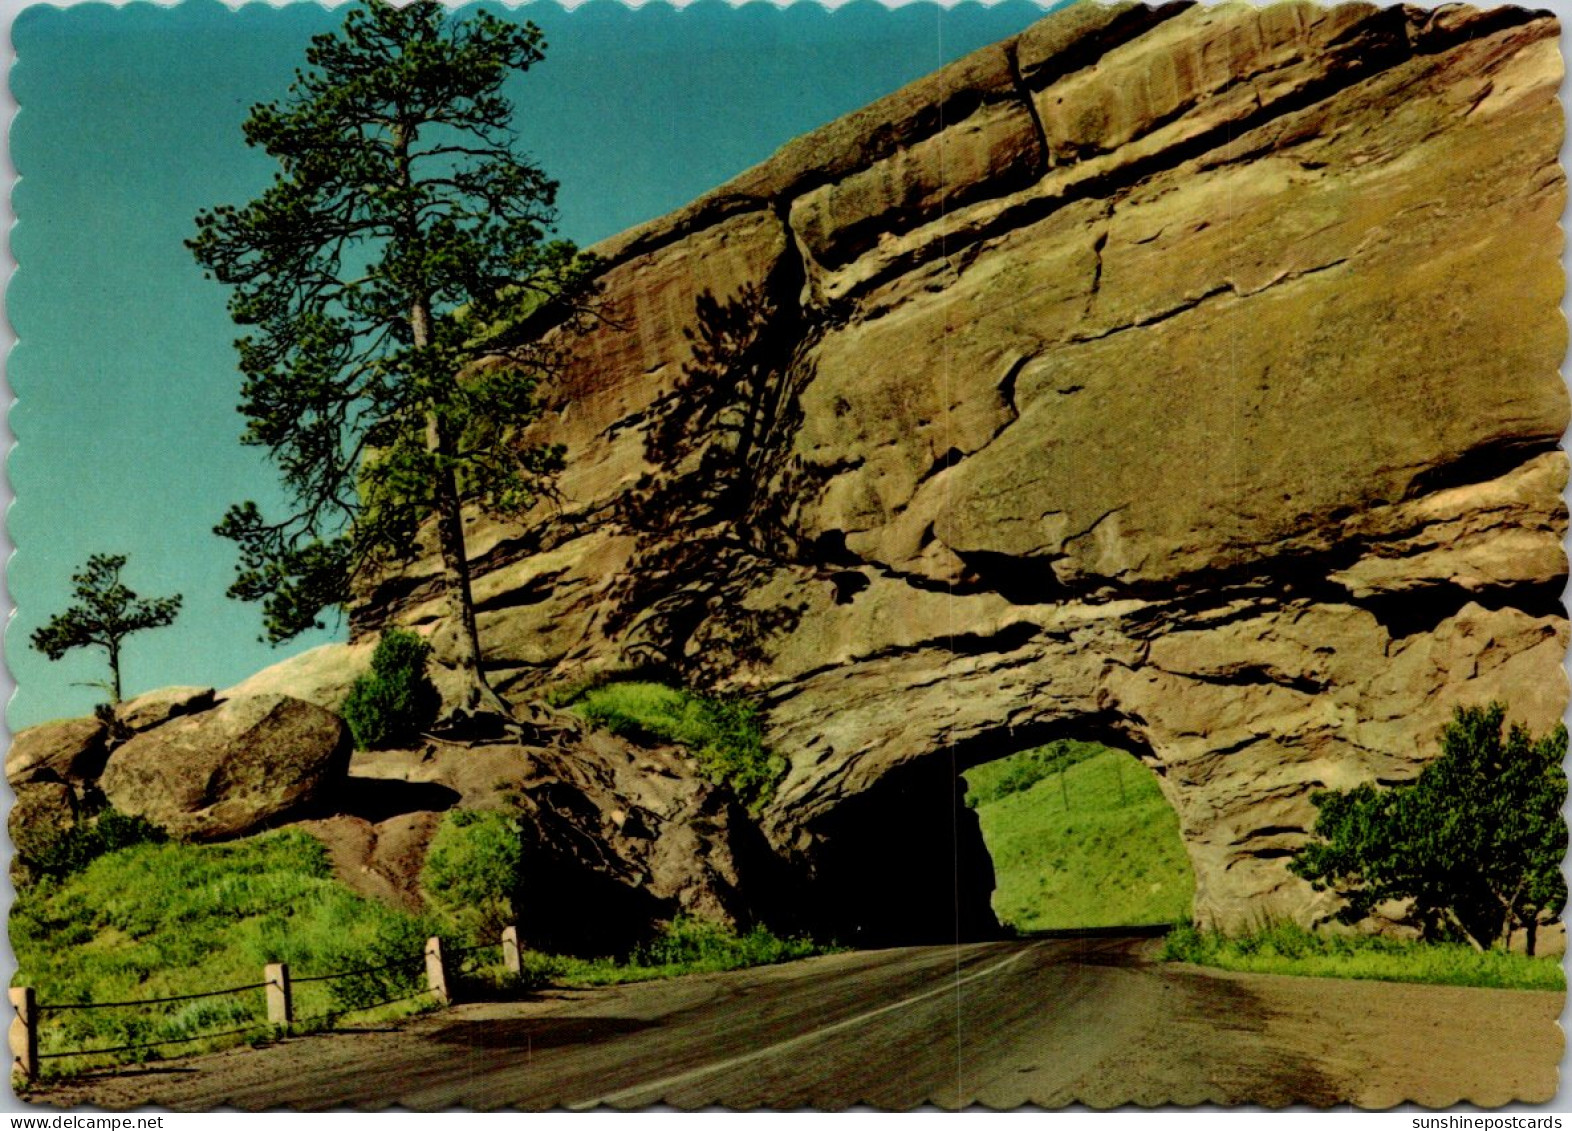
left=288, top=954, right=425, bottom=986
left=11, top=924, right=527, bottom=1083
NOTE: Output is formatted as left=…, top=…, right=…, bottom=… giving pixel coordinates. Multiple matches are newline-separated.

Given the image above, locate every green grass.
left=963, top=739, right=1106, bottom=808
left=964, top=745, right=1194, bottom=931
left=421, top=809, right=521, bottom=944
left=515, top=917, right=830, bottom=988
left=13, top=826, right=830, bottom=1082
left=567, top=680, right=785, bottom=812
left=11, top=831, right=448, bottom=1078
left=1162, top=922, right=1566, bottom=991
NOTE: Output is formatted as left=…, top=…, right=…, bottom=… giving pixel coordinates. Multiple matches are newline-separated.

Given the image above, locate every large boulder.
left=99, top=694, right=352, bottom=841
left=6, top=717, right=109, bottom=787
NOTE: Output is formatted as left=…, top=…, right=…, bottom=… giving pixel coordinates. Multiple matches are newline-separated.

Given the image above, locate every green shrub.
left=1291, top=703, right=1567, bottom=954
left=23, top=806, right=165, bottom=881
left=420, top=809, right=522, bottom=943
left=1162, top=921, right=1564, bottom=991
left=569, top=681, right=785, bottom=812
left=633, top=916, right=820, bottom=971
left=341, top=628, right=441, bottom=750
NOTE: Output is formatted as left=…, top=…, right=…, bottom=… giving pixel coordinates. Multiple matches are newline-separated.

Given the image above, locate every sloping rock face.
left=6, top=717, right=109, bottom=788
left=115, top=686, right=216, bottom=733
left=350, top=3, right=1568, bottom=938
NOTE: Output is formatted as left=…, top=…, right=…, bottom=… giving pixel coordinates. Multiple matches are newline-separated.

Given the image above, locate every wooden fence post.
left=425, top=937, right=450, bottom=1006
left=9, top=987, right=36, bottom=1083
left=501, top=926, right=522, bottom=979
left=265, top=963, right=293, bottom=1029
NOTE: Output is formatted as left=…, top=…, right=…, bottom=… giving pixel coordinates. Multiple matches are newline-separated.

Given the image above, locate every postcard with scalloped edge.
left=6, top=0, right=1567, bottom=1111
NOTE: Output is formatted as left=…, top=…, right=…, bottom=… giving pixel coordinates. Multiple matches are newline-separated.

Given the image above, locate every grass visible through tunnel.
left=963, top=742, right=1194, bottom=932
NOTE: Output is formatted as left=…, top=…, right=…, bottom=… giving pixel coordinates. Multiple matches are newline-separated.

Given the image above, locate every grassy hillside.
left=964, top=744, right=1194, bottom=931
left=13, top=823, right=829, bottom=1079
left=11, top=831, right=444, bottom=1077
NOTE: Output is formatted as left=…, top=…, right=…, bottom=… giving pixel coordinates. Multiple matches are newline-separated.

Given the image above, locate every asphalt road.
left=42, top=937, right=1564, bottom=1110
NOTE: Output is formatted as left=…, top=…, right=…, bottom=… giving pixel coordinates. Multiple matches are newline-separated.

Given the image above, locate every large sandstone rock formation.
left=6, top=717, right=109, bottom=788
left=341, top=2, right=1565, bottom=938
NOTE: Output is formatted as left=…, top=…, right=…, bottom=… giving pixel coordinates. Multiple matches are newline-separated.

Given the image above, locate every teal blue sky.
left=7, top=0, right=1059, bottom=729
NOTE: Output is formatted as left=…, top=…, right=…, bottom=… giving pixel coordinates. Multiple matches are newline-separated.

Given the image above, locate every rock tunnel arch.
left=778, top=713, right=1196, bottom=947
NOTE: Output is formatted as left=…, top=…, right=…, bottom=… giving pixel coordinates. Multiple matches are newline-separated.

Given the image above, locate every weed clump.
left=421, top=809, right=522, bottom=943
left=567, top=681, right=785, bottom=812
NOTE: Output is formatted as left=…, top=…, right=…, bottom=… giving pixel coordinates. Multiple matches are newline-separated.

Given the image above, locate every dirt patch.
left=288, top=741, right=535, bottom=910
left=1179, top=963, right=1566, bottom=1108
left=294, top=812, right=443, bottom=912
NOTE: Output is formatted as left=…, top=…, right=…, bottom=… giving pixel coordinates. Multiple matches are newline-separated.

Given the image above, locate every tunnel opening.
left=797, top=718, right=1195, bottom=947
left=961, top=738, right=1194, bottom=935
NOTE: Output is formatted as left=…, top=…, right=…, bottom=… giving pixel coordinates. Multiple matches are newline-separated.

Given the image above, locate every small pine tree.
left=341, top=629, right=442, bottom=750
left=1291, top=703, right=1567, bottom=954
left=30, top=553, right=183, bottom=704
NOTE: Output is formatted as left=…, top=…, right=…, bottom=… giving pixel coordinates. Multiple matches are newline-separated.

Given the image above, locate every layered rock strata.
left=342, top=2, right=1566, bottom=937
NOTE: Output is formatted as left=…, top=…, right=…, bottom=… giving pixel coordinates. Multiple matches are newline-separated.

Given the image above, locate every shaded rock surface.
left=116, top=686, right=216, bottom=733
left=8, top=779, right=81, bottom=881
left=285, top=2, right=1564, bottom=937
left=293, top=735, right=771, bottom=952
left=99, top=694, right=352, bottom=842
left=6, top=717, right=108, bottom=788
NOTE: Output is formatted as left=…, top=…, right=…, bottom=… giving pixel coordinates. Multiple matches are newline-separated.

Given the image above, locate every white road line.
left=569, top=943, right=1041, bottom=1109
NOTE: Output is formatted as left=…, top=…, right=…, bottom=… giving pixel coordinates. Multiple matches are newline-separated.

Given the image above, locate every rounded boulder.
left=100, top=694, right=351, bottom=841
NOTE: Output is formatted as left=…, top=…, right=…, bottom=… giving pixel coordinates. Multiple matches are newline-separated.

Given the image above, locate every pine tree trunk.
left=412, top=303, right=511, bottom=720
left=425, top=408, right=511, bottom=718
left=108, top=640, right=122, bottom=705
left=393, top=120, right=511, bottom=721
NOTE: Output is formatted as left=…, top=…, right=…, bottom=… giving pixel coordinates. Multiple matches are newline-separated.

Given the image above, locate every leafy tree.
left=189, top=0, right=598, bottom=718
left=1291, top=703, right=1567, bottom=955
left=30, top=554, right=183, bottom=704
left=341, top=627, right=441, bottom=750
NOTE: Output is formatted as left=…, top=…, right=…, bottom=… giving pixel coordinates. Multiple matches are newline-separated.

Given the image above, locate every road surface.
left=40, top=937, right=1563, bottom=1109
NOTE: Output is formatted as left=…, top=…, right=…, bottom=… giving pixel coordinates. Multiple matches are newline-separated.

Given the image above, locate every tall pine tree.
left=191, top=0, right=596, bottom=718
